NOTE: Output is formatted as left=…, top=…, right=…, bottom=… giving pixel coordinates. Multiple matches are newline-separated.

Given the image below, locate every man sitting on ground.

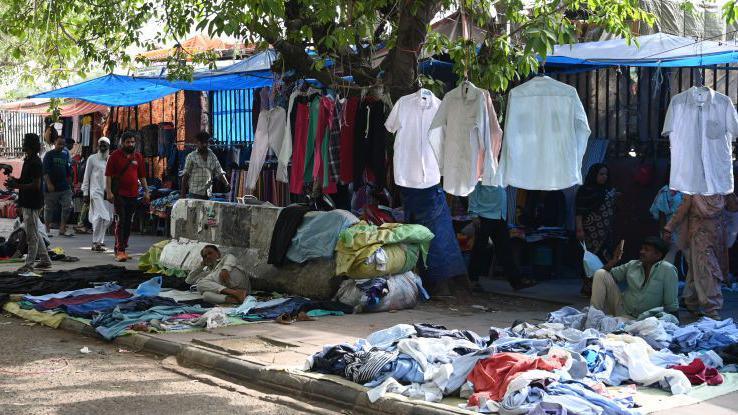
left=186, top=245, right=250, bottom=304
left=590, top=236, right=678, bottom=319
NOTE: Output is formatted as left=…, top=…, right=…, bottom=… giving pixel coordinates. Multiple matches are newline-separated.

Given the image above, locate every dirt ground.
left=0, top=315, right=341, bottom=415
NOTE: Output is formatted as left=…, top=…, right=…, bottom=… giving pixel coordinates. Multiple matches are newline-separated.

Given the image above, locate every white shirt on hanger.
left=245, top=107, right=287, bottom=190
left=662, top=86, right=738, bottom=195
left=497, top=76, right=590, bottom=191
left=428, top=82, right=498, bottom=196
left=385, top=89, right=442, bottom=189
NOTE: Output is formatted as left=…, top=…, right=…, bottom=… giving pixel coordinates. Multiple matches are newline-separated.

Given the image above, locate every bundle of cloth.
left=335, top=221, right=434, bottom=279
left=308, top=306, right=738, bottom=414
left=268, top=206, right=359, bottom=266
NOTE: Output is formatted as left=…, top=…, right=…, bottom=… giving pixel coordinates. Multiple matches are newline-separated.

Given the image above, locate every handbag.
left=111, top=157, right=134, bottom=196
left=581, top=241, right=604, bottom=278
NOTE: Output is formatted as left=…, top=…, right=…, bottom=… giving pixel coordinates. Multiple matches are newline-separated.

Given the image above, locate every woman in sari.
left=664, top=194, right=738, bottom=320
left=576, top=163, right=617, bottom=296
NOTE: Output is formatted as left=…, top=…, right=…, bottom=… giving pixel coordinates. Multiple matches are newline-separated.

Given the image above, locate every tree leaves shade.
left=0, top=0, right=654, bottom=100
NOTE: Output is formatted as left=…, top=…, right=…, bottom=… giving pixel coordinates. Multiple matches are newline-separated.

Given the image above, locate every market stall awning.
left=30, top=74, right=181, bottom=107
left=0, top=98, right=108, bottom=116
left=30, top=70, right=275, bottom=107
left=544, top=33, right=738, bottom=68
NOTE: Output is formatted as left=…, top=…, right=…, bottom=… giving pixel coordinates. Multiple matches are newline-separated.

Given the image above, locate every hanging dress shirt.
left=497, top=76, right=590, bottom=190
left=385, top=89, right=442, bottom=189
left=662, top=86, right=738, bottom=195
left=245, top=107, right=287, bottom=190
left=428, top=82, right=499, bottom=196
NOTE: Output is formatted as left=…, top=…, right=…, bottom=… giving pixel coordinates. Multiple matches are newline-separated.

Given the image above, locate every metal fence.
left=553, top=65, right=738, bottom=159
left=0, top=110, right=45, bottom=158
left=209, top=89, right=255, bottom=145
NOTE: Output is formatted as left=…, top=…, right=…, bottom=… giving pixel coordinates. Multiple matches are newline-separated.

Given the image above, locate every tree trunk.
left=382, top=0, right=442, bottom=101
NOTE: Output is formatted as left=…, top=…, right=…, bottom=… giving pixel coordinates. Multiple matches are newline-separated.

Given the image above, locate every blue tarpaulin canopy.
left=31, top=50, right=278, bottom=107
left=543, top=33, right=738, bottom=70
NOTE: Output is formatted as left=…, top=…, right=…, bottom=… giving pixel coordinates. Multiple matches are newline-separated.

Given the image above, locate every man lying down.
left=186, top=245, right=251, bottom=304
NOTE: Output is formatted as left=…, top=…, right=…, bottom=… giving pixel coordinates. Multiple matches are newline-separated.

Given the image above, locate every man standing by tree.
left=182, top=131, right=230, bottom=200
left=106, top=132, right=150, bottom=262
left=83, top=137, right=114, bottom=252
left=43, top=133, right=73, bottom=236
left=6, top=133, right=53, bottom=273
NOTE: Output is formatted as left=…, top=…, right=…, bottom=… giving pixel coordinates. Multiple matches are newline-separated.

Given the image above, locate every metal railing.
left=209, top=89, right=255, bottom=145
left=0, top=110, right=45, bottom=158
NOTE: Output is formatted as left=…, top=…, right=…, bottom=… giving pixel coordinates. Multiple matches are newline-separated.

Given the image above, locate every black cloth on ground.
left=311, top=344, right=357, bottom=376
left=245, top=297, right=354, bottom=320
left=0, top=265, right=190, bottom=296
left=267, top=204, right=311, bottom=266
left=413, top=323, right=486, bottom=347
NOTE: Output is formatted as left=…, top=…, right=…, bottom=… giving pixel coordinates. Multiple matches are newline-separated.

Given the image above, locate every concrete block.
left=169, top=199, right=342, bottom=300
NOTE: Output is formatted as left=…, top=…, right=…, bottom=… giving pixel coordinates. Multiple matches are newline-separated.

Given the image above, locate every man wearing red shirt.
left=105, top=132, right=150, bottom=262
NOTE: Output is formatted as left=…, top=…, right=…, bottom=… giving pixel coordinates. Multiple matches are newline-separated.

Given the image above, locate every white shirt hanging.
left=428, top=82, right=499, bottom=196
left=497, top=76, right=590, bottom=190
left=385, top=89, right=442, bottom=189
left=245, top=107, right=287, bottom=190
left=662, top=86, right=738, bottom=195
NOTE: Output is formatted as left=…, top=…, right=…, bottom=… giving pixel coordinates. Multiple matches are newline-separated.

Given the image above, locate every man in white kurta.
left=82, top=137, right=114, bottom=251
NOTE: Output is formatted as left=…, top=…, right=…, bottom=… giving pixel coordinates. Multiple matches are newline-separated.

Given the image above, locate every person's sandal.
left=35, top=261, right=52, bottom=270
left=297, top=311, right=316, bottom=322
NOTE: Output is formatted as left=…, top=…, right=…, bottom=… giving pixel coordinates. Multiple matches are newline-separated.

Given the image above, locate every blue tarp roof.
left=31, top=70, right=276, bottom=107
left=30, top=74, right=180, bottom=107
left=543, top=33, right=738, bottom=69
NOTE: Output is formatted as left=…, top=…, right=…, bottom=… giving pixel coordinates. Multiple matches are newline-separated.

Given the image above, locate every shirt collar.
left=688, top=86, right=714, bottom=106
left=450, top=82, right=480, bottom=102
left=414, top=88, right=435, bottom=109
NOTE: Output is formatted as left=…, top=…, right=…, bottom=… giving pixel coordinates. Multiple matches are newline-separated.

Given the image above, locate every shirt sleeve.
left=211, top=154, right=225, bottom=176
left=384, top=99, right=402, bottom=133
left=572, top=91, right=591, bottom=173
left=183, top=153, right=193, bottom=176
left=609, top=261, right=630, bottom=283
left=221, top=254, right=238, bottom=272
left=480, top=91, right=497, bottom=186
left=726, top=97, right=738, bottom=141
left=65, top=152, right=72, bottom=178
left=105, top=153, right=116, bottom=177
left=661, top=99, right=676, bottom=136
left=662, top=264, right=679, bottom=313
left=428, top=98, right=449, bottom=173
left=82, top=157, right=94, bottom=196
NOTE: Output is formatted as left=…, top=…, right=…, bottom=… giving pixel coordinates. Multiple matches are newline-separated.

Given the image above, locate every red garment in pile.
left=669, top=358, right=724, bottom=386
left=467, top=352, right=566, bottom=403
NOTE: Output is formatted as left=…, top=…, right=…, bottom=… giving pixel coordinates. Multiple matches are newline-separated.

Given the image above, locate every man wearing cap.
left=590, top=236, right=679, bottom=319
left=182, top=131, right=230, bottom=200
left=82, top=137, right=114, bottom=252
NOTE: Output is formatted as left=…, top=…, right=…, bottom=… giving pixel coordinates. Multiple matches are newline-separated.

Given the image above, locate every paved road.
left=0, top=315, right=341, bottom=415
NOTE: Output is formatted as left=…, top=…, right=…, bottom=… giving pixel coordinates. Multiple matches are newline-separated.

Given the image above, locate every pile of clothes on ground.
left=268, top=206, right=433, bottom=313
left=308, top=306, right=738, bottom=414
left=0, top=265, right=354, bottom=340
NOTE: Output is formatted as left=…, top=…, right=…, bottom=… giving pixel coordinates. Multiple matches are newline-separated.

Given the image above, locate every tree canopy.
left=0, top=0, right=658, bottom=100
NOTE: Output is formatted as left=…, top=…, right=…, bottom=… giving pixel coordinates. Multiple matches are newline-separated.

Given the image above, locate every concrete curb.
left=55, top=316, right=474, bottom=415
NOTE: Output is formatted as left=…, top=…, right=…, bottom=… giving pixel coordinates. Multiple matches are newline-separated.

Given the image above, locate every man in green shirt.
left=591, top=236, right=678, bottom=318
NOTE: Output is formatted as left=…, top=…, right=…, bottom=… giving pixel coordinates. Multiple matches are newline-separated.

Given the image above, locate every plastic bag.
left=202, top=307, right=230, bottom=330
left=134, top=276, right=162, bottom=297
left=581, top=242, right=603, bottom=278
left=334, top=272, right=427, bottom=313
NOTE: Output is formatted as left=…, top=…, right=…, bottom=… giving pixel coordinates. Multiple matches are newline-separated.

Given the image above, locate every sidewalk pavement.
left=2, top=221, right=738, bottom=414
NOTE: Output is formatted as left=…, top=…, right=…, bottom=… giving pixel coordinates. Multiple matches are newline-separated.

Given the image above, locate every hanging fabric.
left=662, top=86, right=738, bottom=195
left=497, top=76, right=590, bottom=191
